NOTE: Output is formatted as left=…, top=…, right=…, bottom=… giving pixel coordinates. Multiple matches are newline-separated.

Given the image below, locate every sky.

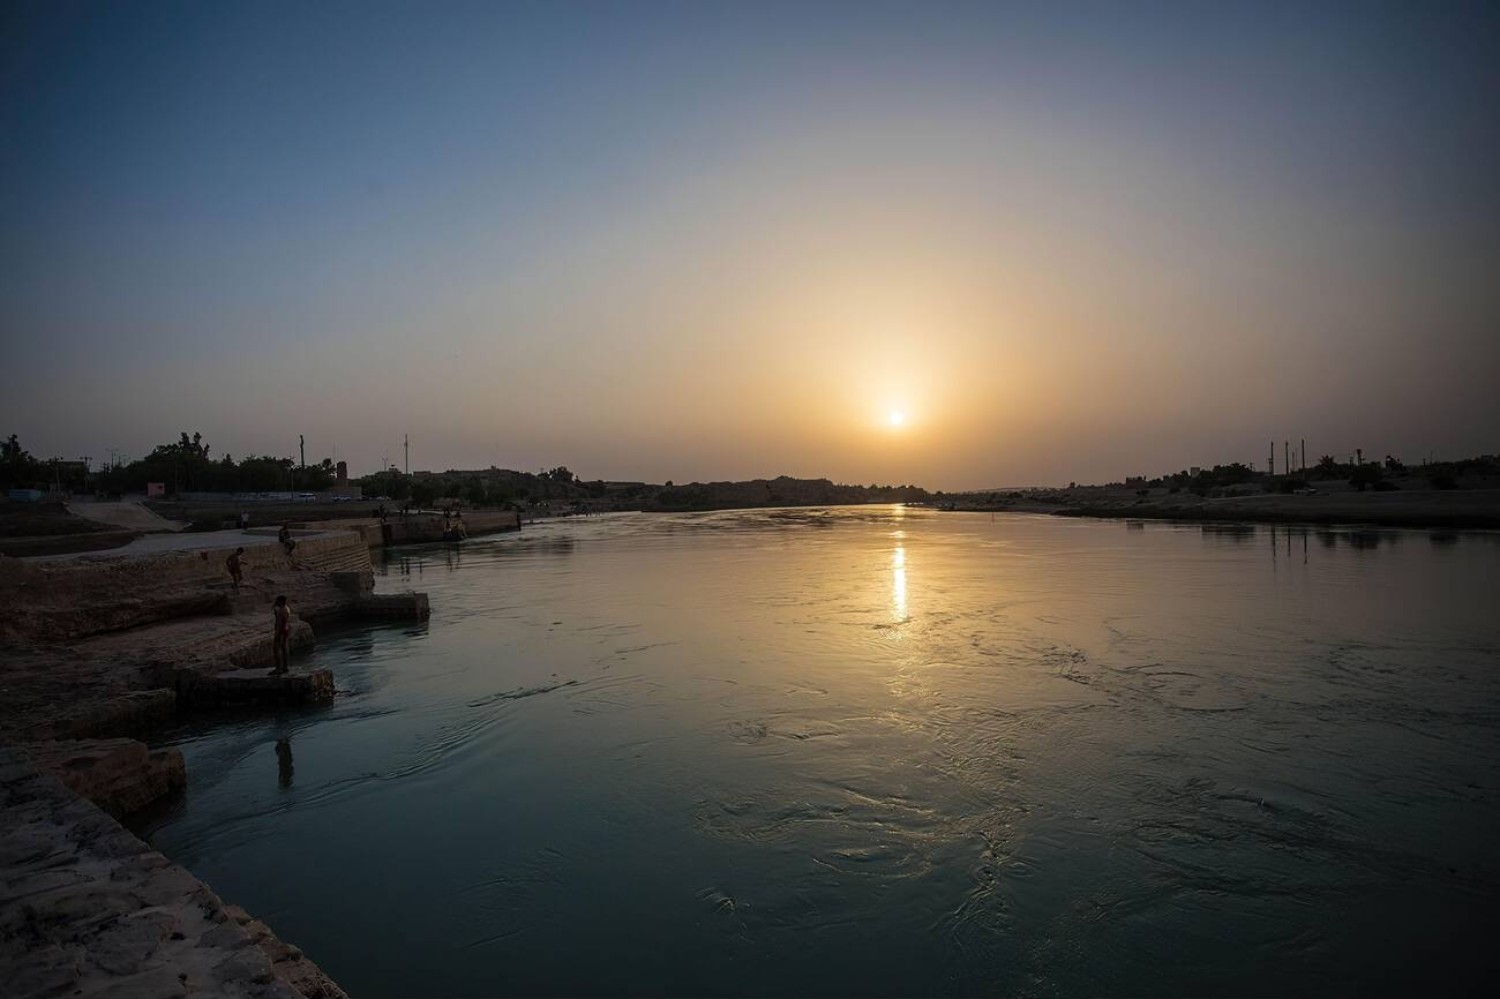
left=4, top=0, right=1498, bottom=489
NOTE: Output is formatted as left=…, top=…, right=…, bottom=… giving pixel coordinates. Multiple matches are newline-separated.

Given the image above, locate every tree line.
left=2, top=432, right=336, bottom=495
left=357, top=465, right=603, bottom=508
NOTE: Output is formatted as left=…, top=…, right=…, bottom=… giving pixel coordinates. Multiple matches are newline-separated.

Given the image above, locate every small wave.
left=467, top=680, right=578, bottom=708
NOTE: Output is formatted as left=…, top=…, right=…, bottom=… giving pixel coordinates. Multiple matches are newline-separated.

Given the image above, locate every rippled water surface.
left=135, top=509, right=1500, bottom=996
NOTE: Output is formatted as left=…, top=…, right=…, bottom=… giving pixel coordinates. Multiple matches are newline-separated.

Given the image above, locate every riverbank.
left=0, top=530, right=431, bottom=998
left=325, top=509, right=523, bottom=547
left=1, top=744, right=346, bottom=998
left=1, top=500, right=524, bottom=558
left=947, top=486, right=1500, bottom=529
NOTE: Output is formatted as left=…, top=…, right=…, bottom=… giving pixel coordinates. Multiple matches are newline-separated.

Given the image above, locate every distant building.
left=1125, top=476, right=1146, bottom=488
left=147, top=482, right=166, bottom=497
left=1189, top=466, right=1202, bottom=476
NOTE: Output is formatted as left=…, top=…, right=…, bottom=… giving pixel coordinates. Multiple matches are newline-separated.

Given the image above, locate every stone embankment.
left=0, top=533, right=427, bottom=740
left=1, top=745, right=346, bottom=999
left=19, top=738, right=187, bottom=818
left=321, top=509, right=523, bottom=548
left=0, top=529, right=429, bottom=998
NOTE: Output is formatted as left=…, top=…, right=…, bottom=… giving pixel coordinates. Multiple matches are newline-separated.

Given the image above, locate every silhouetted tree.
left=1, top=434, right=41, bottom=488
left=410, top=479, right=440, bottom=506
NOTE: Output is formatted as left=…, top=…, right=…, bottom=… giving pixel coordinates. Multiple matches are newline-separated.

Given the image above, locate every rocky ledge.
left=19, top=738, right=186, bottom=818
left=0, top=532, right=421, bottom=999
left=1, top=745, right=347, bottom=999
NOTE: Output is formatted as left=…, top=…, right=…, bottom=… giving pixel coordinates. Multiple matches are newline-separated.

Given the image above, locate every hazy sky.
left=5, top=1, right=1498, bottom=489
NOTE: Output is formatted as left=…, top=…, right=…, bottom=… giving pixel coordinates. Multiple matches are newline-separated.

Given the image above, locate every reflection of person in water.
left=275, top=738, right=294, bottom=788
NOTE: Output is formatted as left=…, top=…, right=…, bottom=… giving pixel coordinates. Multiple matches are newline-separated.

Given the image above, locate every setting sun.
left=888, top=410, right=905, bottom=427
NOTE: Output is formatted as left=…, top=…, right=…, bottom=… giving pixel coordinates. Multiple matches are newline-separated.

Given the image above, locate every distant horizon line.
left=17, top=430, right=1496, bottom=497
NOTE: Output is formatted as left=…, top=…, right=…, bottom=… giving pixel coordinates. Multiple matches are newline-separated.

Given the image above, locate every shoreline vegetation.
left=939, top=485, right=1500, bottom=530
left=933, top=454, right=1500, bottom=530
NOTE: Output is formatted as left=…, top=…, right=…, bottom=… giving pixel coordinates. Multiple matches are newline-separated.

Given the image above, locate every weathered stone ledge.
left=0, top=531, right=428, bottom=999
left=1, top=745, right=347, bottom=999
left=176, top=666, right=336, bottom=709
left=353, top=591, right=430, bottom=621
left=20, top=738, right=186, bottom=818
left=23, top=689, right=180, bottom=744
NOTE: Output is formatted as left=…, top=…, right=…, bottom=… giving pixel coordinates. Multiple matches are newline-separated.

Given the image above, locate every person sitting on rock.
left=279, top=523, right=297, bottom=556
left=226, top=547, right=246, bottom=592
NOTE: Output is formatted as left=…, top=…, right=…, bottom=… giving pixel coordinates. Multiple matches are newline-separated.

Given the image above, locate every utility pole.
left=1301, top=439, right=1306, bottom=473
left=1269, top=441, right=1275, bottom=476
left=1284, top=441, right=1290, bottom=478
left=404, top=434, right=409, bottom=475
left=299, top=434, right=305, bottom=470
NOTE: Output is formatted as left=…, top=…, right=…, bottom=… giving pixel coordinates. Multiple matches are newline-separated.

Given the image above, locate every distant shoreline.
left=941, top=488, right=1500, bottom=530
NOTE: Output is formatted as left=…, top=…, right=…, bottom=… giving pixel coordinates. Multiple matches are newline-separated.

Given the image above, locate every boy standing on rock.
left=272, top=595, right=291, bottom=674
left=226, top=547, right=246, bottom=592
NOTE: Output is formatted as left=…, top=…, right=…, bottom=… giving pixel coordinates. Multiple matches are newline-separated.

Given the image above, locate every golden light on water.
left=892, top=534, right=908, bottom=624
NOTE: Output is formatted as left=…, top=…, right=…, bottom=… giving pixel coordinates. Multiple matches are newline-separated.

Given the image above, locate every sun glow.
left=888, top=410, right=905, bottom=427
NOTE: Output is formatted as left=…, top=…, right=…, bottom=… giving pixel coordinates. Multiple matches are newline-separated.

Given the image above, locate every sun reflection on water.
left=892, top=540, right=908, bottom=623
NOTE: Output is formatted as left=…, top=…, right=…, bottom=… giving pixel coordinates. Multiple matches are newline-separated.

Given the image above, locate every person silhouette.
left=226, top=547, right=246, bottom=592
left=272, top=595, right=292, bottom=673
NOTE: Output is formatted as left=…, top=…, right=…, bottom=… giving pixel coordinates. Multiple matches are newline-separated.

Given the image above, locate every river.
left=132, top=507, right=1500, bottom=996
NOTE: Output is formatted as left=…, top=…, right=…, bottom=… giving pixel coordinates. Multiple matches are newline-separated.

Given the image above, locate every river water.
left=134, top=508, right=1500, bottom=996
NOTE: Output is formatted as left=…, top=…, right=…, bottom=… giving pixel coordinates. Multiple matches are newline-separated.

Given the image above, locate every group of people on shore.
left=224, top=532, right=297, bottom=675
